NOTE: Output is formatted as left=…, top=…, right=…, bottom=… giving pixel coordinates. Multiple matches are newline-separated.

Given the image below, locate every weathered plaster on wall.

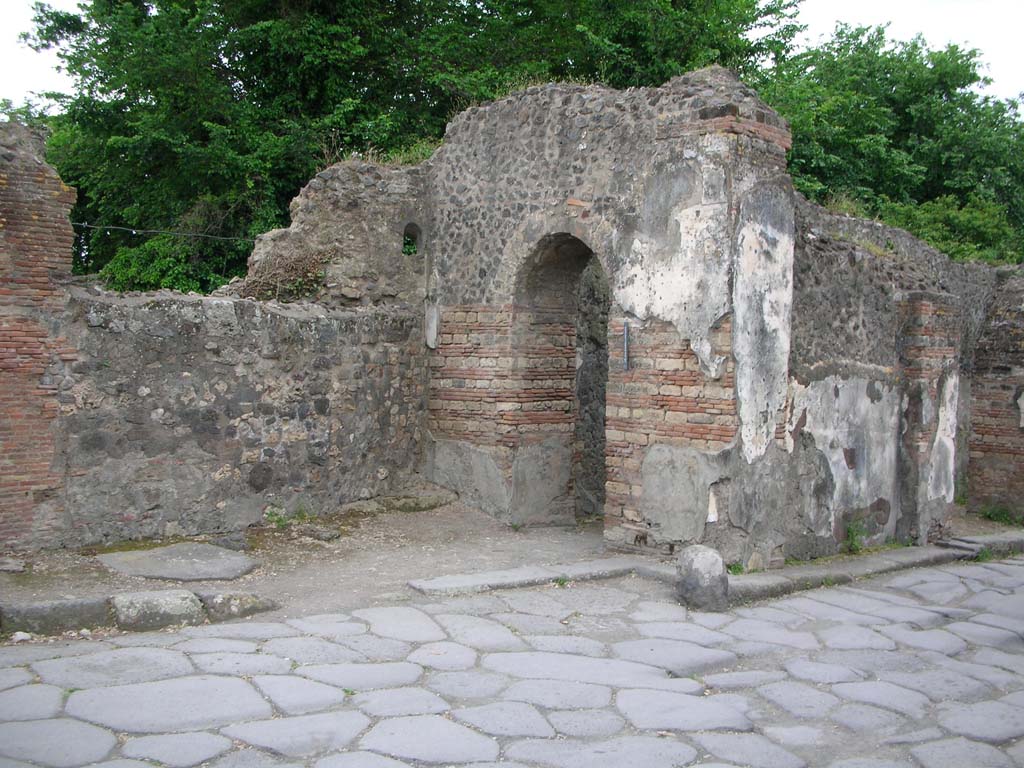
left=925, top=372, right=959, bottom=504
left=733, top=181, right=795, bottom=463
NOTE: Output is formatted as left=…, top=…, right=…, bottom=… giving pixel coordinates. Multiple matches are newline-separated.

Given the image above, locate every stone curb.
left=0, top=589, right=277, bottom=638
left=408, top=532, right=1024, bottom=607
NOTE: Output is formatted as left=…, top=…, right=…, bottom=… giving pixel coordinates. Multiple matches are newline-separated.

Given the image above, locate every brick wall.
left=0, top=124, right=78, bottom=549
left=968, top=268, right=1024, bottom=513
left=897, top=293, right=962, bottom=541
left=603, top=313, right=736, bottom=550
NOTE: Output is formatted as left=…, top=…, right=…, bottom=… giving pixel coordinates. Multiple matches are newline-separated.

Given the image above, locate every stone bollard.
left=676, top=544, right=729, bottom=610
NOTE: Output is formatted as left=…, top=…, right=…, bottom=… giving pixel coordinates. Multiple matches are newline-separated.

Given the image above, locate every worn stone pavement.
left=2, top=556, right=1024, bottom=768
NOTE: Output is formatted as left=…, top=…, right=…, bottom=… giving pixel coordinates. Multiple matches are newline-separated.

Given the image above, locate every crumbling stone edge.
left=0, top=589, right=277, bottom=639
left=409, top=532, right=1024, bottom=608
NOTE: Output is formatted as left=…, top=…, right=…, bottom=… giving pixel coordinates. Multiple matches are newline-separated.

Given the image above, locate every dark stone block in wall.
left=248, top=462, right=273, bottom=492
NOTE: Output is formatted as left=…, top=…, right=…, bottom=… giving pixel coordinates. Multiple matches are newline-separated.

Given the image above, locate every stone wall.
left=0, top=123, right=427, bottom=551
left=969, top=267, right=1024, bottom=513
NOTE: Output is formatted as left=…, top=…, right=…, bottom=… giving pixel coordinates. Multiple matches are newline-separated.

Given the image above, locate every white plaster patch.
left=786, top=376, right=902, bottom=537
left=925, top=372, right=959, bottom=503
left=1018, top=390, right=1024, bottom=429
left=732, top=189, right=794, bottom=463
left=613, top=202, right=731, bottom=376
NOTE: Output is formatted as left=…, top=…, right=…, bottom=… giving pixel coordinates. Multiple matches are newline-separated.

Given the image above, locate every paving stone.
left=335, top=634, right=409, bottom=661
left=499, top=591, right=574, bottom=618
left=970, top=612, right=1024, bottom=636
left=0, top=668, right=32, bottom=692
left=111, top=590, right=205, bottom=631
left=409, top=566, right=558, bottom=595
left=524, top=635, right=606, bottom=656
left=704, top=669, right=787, bottom=689
left=612, top=639, right=737, bottom=675
left=0, top=641, right=110, bottom=667
left=223, top=711, right=370, bottom=757
left=617, top=688, right=752, bottom=731
left=758, top=680, right=840, bottom=718
left=407, top=641, right=476, bottom=670
left=183, top=621, right=299, bottom=640
left=360, top=715, right=499, bottom=763
left=502, top=679, right=611, bottom=708
left=692, top=732, right=805, bottom=768
left=261, top=637, right=363, bottom=664
left=832, top=681, right=930, bottom=718
left=547, top=709, right=624, bottom=737
left=0, top=597, right=113, bottom=635
left=882, top=727, right=945, bottom=745
left=300, top=662, right=423, bottom=691
left=32, top=647, right=193, bottom=688
left=936, top=700, right=1024, bottom=743
left=881, top=669, right=992, bottom=702
left=453, top=701, right=554, bottom=736
left=419, top=595, right=507, bottom=616
left=173, top=638, right=257, bottom=654
left=910, top=737, right=1014, bottom=767
left=0, top=684, right=62, bottom=720
left=424, top=670, right=509, bottom=699
left=96, top=542, right=258, bottom=581
left=819, top=625, right=896, bottom=650
left=122, top=732, right=232, bottom=767
left=208, top=748, right=303, bottom=768
left=191, top=651, right=292, bottom=675
left=66, top=675, right=272, bottom=732
left=253, top=675, right=348, bottom=715
left=762, top=725, right=828, bottom=746
left=315, top=753, right=412, bottom=768
left=628, top=600, right=688, bottom=622
left=88, top=760, right=155, bottom=767
left=920, top=651, right=1023, bottom=688
left=963, top=591, right=1024, bottom=620
left=907, top=580, right=969, bottom=603
left=350, top=607, right=445, bottom=643
left=0, top=718, right=117, bottom=767
left=818, top=649, right=929, bottom=674
left=505, top=735, right=697, bottom=768
left=352, top=686, right=448, bottom=716
left=433, top=613, right=526, bottom=651
left=484, top=650, right=685, bottom=688
left=108, top=632, right=187, bottom=647
left=689, top=611, right=734, bottom=629
left=973, top=647, right=1024, bottom=675
left=490, top=612, right=567, bottom=635
left=826, top=760, right=912, bottom=768
left=946, top=622, right=1023, bottom=649
left=771, top=597, right=878, bottom=625
left=543, top=584, right=637, bottom=616
left=783, top=659, right=863, bottom=683
left=564, top=614, right=634, bottom=641
left=635, top=621, right=733, bottom=646
left=830, top=703, right=904, bottom=732
left=720, top=619, right=819, bottom=650
left=1006, top=740, right=1024, bottom=766
left=877, top=623, right=967, bottom=654
left=287, top=617, right=367, bottom=639
left=736, top=606, right=807, bottom=627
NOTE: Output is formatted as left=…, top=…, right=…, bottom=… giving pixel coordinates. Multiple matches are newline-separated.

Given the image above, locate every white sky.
left=1, top=0, right=1021, bottom=107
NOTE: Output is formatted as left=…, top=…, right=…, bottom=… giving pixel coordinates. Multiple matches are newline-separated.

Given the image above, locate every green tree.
left=755, top=24, right=1024, bottom=263
left=25, top=0, right=800, bottom=291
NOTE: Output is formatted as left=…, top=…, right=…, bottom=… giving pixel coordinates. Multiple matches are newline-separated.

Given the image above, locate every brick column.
left=0, top=123, right=78, bottom=548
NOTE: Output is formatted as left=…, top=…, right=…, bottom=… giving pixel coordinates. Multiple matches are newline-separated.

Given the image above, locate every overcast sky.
left=1, top=0, right=1021, bottom=108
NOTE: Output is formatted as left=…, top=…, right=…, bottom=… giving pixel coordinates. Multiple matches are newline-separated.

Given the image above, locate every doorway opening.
left=511, top=233, right=610, bottom=522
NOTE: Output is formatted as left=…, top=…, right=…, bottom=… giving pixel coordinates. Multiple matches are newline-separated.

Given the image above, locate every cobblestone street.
left=2, top=555, right=1024, bottom=767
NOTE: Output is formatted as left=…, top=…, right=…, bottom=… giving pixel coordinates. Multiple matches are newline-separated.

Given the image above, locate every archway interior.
left=513, top=233, right=610, bottom=521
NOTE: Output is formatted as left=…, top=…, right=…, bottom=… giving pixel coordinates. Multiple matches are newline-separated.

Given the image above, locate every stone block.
left=111, top=590, right=205, bottom=631
left=676, top=544, right=729, bottom=610
left=0, top=597, right=113, bottom=636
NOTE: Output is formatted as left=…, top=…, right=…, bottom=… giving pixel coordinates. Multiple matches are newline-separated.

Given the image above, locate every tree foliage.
left=754, top=24, right=1024, bottom=263
left=24, top=0, right=799, bottom=291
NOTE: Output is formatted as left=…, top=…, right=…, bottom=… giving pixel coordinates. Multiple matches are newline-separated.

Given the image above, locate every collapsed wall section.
left=0, top=122, right=427, bottom=551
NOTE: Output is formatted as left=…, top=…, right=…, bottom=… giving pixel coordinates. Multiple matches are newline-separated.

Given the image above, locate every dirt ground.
left=0, top=480, right=612, bottom=618
left=1, top=479, right=1014, bottom=621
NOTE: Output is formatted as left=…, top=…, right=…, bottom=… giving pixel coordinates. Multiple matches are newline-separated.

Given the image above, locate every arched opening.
left=511, top=233, right=610, bottom=523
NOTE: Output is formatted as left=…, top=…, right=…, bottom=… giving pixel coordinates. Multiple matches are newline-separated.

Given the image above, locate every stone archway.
left=506, top=233, right=610, bottom=524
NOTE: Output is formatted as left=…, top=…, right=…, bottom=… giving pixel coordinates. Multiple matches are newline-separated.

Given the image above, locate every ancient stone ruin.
left=2, top=67, right=1022, bottom=568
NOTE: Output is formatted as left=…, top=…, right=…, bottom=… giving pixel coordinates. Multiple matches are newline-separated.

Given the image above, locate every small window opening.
left=403, top=223, right=421, bottom=256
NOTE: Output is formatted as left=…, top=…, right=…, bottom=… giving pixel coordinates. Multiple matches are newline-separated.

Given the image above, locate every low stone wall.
left=48, top=290, right=426, bottom=548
